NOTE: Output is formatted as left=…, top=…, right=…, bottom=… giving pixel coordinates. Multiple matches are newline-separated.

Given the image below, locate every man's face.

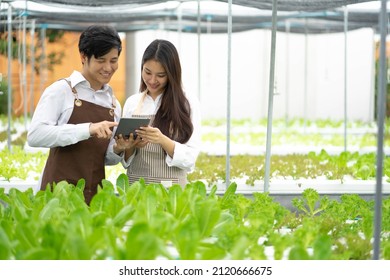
left=81, top=48, right=119, bottom=91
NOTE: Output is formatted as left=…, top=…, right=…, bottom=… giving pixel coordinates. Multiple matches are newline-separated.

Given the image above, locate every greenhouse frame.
left=0, top=0, right=389, bottom=262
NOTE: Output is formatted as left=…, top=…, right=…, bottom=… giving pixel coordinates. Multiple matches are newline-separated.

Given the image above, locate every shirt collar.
left=145, top=90, right=163, bottom=103
left=68, top=70, right=112, bottom=94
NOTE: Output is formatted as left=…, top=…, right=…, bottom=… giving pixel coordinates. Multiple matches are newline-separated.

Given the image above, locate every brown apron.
left=40, top=80, right=115, bottom=204
left=126, top=91, right=187, bottom=188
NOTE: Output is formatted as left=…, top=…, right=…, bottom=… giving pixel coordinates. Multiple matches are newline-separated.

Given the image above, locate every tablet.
left=114, top=117, right=150, bottom=139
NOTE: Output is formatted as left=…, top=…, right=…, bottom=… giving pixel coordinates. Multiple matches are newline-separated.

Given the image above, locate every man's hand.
left=89, top=121, right=118, bottom=139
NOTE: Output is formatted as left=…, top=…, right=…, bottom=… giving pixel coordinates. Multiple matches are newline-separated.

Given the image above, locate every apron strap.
left=133, top=90, right=148, bottom=115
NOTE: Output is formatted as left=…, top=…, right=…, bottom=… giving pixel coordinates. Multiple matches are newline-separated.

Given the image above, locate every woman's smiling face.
left=142, top=59, right=168, bottom=98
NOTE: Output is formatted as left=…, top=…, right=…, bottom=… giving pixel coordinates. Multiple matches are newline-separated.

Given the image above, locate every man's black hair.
left=78, top=25, right=122, bottom=59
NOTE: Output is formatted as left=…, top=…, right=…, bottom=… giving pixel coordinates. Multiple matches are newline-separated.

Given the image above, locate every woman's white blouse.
left=121, top=92, right=201, bottom=173
left=27, top=70, right=123, bottom=165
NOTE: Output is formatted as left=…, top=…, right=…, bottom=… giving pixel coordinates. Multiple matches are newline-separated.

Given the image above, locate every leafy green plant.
left=0, top=177, right=389, bottom=260
left=2, top=146, right=390, bottom=185
left=0, top=146, right=47, bottom=181
left=292, top=188, right=330, bottom=217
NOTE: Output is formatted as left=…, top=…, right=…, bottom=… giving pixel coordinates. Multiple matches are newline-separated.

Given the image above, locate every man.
left=28, top=25, right=124, bottom=204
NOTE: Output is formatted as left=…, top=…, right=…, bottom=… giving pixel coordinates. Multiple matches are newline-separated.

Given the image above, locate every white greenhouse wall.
left=127, top=28, right=375, bottom=122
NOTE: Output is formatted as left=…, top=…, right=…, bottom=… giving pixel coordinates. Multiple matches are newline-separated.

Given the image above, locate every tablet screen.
left=114, top=117, right=150, bottom=139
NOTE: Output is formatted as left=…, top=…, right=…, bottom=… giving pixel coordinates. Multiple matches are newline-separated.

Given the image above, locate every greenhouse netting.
left=0, top=0, right=388, bottom=262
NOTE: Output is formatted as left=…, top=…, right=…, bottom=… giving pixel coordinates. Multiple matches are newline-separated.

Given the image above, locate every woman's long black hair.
left=139, top=39, right=193, bottom=144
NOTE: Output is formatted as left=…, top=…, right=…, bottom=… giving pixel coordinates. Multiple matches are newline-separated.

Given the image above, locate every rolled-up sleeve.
left=27, top=82, right=91, bottom=148
left=105, top=141, right=125, bottom=165
left=165, top=95, right=201, bottom=172
left=121, top=150, right=136, bottom=168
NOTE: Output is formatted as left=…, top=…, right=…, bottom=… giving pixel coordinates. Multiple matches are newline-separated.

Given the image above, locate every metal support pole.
left=225, top=0, right=232, bottom=189
left=39, top=26, right=47, bottom=98
left=22, top=13, right=27, bottom=129
left=303, top=19, right=308, bottom=133
left=373, top=0, right=387, bottom=260
left=7, top=4, right=12, bottom=151
left=343, top=6, right=348, bottom=152
left=29, top=20, right=36, bottom=116
left=264, top=0, right=278, bottom=192
left=284, top=21, right=290, bottom=128
left=197, top=0, right=201, bottom=102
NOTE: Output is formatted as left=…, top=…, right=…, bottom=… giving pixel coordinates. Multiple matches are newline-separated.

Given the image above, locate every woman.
left=27, top=25, right=124, bottom=204
left=115, top=39, right=201, bottom=187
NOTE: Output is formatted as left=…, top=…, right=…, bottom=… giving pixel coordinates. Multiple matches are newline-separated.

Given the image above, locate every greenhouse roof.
left=0, top=0, right=385, bottom=34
